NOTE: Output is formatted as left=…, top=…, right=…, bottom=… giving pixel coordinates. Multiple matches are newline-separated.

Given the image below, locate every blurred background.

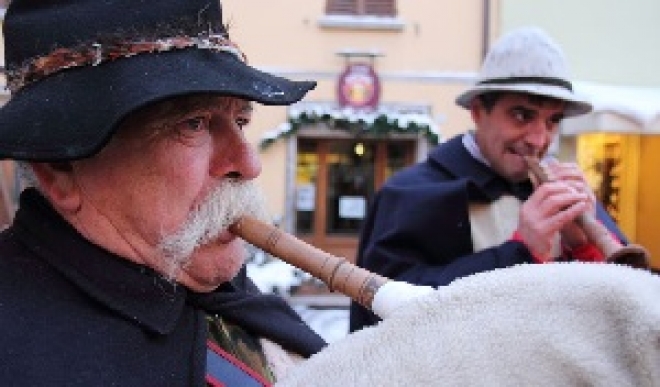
left=1, top=0, right=659, bottom=340
left=220, top=0, right=660, bottom=269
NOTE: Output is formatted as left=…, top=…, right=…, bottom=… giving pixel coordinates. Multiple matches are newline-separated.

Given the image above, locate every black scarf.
left=14, top=189, right=326, bottom=358
left=188, top=268, right=326, bottom=357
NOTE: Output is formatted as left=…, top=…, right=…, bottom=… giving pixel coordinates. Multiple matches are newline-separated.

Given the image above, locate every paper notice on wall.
left=339, top=196, right=366, bottom=219
left=296, top=184, right=315, bottom=211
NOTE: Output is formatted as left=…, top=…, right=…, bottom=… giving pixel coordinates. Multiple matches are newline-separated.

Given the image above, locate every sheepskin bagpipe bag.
left=277, top=263, right=660, bottom=387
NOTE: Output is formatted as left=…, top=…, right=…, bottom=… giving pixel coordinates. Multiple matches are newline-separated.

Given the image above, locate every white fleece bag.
left=277, top=263, right=660, bottom=387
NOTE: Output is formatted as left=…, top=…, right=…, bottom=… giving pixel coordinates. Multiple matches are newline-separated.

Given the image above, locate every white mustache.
left=158, top=179, right=269, bottom=277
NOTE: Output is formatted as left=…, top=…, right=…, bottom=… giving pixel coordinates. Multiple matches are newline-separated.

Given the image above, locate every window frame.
left=325, top=0, right=397, bottom=17
left=320, top=0, right=404, bottom=31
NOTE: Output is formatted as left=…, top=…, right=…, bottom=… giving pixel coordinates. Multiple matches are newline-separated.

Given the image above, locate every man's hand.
left=516, top=179, right=591, bottom=261
left=541, top=160, right=597, bottom=249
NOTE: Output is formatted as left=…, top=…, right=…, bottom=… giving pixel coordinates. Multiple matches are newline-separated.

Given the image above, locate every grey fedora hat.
left=456, top=27, right=592, bottom=117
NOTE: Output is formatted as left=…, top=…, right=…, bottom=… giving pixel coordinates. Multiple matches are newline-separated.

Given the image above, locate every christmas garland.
left=260, top=106, right=440, bottom=150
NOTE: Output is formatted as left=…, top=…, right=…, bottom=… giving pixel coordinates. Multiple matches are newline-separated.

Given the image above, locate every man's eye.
left=511, top=108, right=534, bottom=123
left=181, top=117, right=207, bottom=132
left=549, top=114, right=564, bottom=125
left=170, top=115, right=211, bottom=145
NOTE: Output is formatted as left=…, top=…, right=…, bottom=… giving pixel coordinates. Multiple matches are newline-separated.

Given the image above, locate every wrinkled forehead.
left=117, top=94, right=252, bottom=132
left=141, top=94, right=251, bottom=119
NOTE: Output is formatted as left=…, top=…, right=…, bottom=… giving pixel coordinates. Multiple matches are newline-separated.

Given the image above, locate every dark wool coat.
left=350, top=135, right=627, bottom=332
left=0, top=189, right=325, bottom=386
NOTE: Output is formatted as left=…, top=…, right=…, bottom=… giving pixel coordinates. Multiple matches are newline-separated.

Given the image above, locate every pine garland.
left=260, top=107, right=440, bottom=150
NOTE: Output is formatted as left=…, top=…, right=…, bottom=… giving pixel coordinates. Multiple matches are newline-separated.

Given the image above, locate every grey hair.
left=16, top=162, right=40, bottom=190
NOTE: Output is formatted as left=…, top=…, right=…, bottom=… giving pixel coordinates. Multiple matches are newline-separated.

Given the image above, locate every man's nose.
left=210, top=132, right=262, bottom=180
left=524, top=120, right=550, bottom=149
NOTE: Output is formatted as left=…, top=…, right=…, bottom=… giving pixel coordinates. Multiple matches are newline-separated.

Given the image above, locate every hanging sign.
left=337, top=63, right=381, bottom=109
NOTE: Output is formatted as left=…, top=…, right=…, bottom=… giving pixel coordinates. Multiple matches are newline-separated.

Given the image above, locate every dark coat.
left=350, top=135, right=627, bottom=331
left=0, top=189, right=325, bottom=386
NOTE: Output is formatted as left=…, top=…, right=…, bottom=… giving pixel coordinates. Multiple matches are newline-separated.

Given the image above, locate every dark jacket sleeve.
left=349, top=150, right=632, bottom=332
left=349, top=178, right=534, bottom=332
left=360, top=182, right=534, bottom=286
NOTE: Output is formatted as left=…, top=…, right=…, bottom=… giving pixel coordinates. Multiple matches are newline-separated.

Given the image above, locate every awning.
left=562, top=82, right=660, bottom=135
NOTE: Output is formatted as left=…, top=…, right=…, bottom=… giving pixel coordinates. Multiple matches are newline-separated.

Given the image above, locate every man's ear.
left=469, top=98, right=483, bottom=122
left=29, top=162, right=82, bottom=213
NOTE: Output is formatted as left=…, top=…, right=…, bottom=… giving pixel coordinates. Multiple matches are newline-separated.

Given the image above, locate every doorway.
left=294, top=137, right=415, bottom=262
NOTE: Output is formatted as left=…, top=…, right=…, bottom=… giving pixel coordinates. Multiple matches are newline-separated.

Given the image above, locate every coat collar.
left=427, top=134, right=534, bottom=201
left=13, top=189, right=187, bottom=335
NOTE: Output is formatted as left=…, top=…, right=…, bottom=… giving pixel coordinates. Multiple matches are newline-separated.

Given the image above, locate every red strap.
left=511, top=231, right=547, bottom=263
left=206, top=340, right=272, bottom=387
left=565, top=243, right=605, bottom=262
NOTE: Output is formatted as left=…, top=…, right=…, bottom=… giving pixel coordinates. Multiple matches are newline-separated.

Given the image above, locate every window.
left=320, top=0, right=403, bottom=31
left=326, top=0, right=397, bottom=17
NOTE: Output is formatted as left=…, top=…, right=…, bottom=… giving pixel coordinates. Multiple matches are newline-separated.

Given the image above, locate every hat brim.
left=455, top=83, right=592, bottom=117
left=0, top=49, right=316, bottom=161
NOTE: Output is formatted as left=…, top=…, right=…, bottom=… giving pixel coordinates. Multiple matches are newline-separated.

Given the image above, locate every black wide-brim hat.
left=0, top=0, right=316, bottom=161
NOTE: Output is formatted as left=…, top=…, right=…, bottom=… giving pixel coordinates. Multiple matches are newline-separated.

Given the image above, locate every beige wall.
left=500, top=0, right=660, bottom=87
left=222, top=0, right=488, bottom=219
left=223, top=0, right=485, bottom=72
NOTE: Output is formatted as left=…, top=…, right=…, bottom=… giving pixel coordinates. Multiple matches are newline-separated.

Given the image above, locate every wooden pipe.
left=523, top=156, right=650, bottom=269
left=229, top=215, right=388, bottom=310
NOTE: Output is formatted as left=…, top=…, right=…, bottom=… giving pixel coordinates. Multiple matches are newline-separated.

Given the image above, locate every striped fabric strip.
left=206, top=340, right=272, bottom=387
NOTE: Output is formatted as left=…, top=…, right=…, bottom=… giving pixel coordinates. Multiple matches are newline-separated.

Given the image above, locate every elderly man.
left=350, top=27, right=633, bottom=332
left=0, top=0, right=324, bottom=385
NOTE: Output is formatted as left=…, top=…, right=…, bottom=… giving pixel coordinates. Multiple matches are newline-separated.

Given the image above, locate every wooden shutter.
left=326, top=0, right=358, bottom=15
left=326, top=0, right=396, bottom=16
left=364, top=0, right=396, bottom=16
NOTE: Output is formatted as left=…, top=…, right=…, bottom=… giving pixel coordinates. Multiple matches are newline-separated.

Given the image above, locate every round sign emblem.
left=337, top=63, right=381, bottom=109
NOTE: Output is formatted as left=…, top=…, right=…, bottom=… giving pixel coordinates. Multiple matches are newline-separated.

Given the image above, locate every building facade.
left=223, top=0, right=660, bottom=267
left=222, top=0, right=489, bottom=261
left=0, top=0, right=658, bottom=268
